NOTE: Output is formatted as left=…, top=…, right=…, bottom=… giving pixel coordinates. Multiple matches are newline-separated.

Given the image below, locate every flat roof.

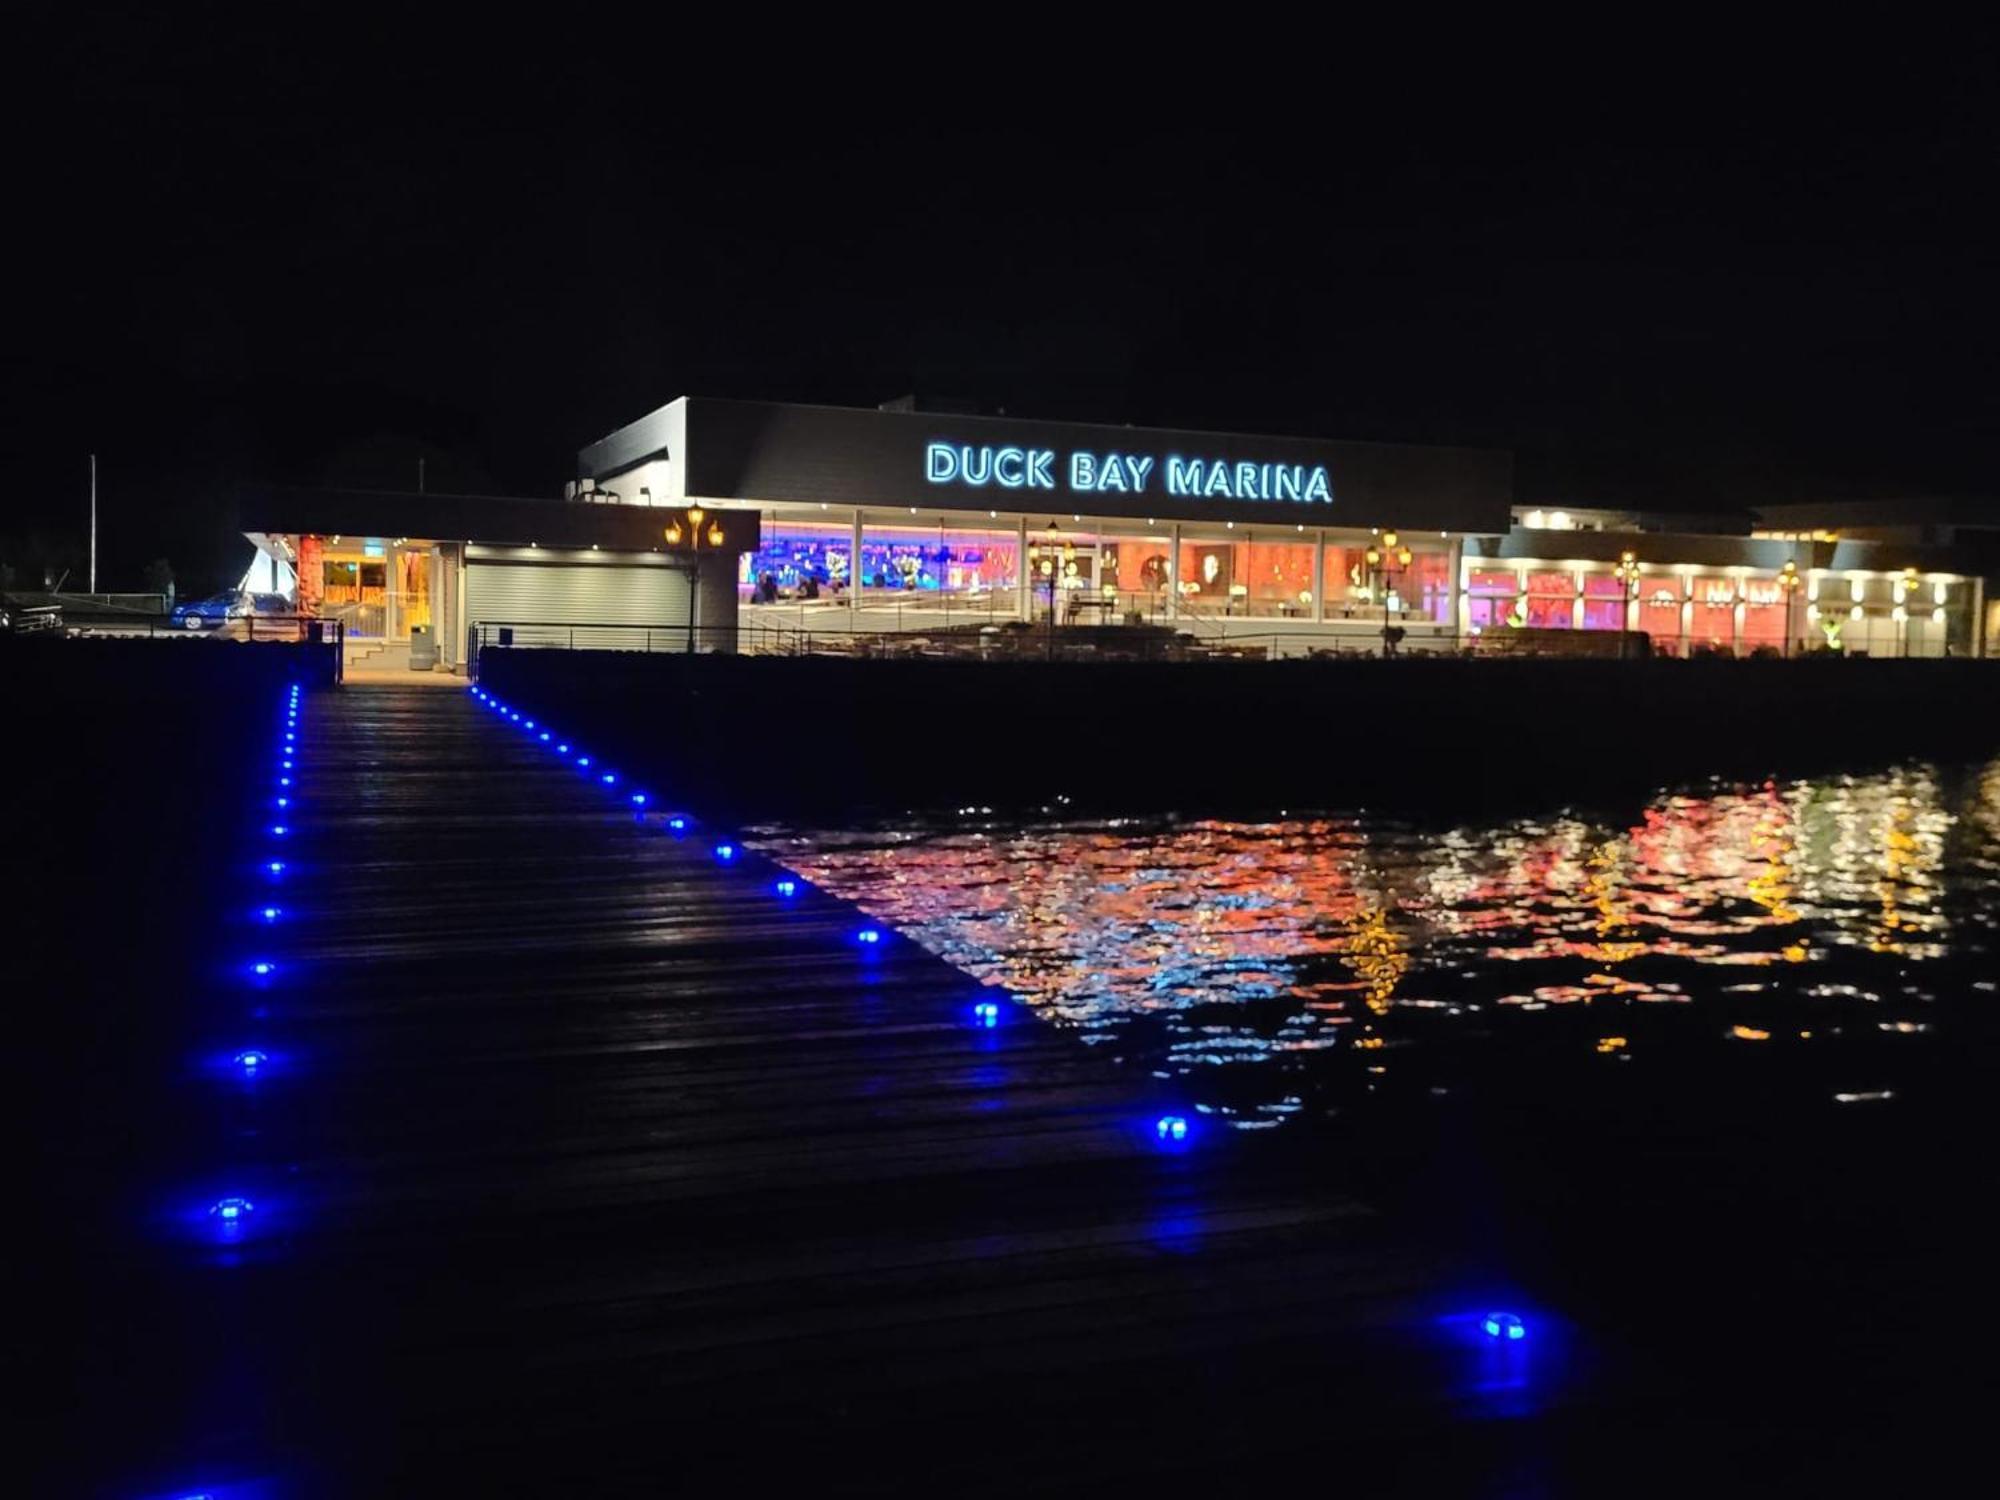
left=235, top=486, right=757, bottom=552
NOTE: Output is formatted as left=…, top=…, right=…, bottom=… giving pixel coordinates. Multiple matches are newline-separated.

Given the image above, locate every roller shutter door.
left=466, top=552, right=692, bottom=651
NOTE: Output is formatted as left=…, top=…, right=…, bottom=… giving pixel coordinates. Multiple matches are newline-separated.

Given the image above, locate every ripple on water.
left=751, top=759, right=2000, bottom=1129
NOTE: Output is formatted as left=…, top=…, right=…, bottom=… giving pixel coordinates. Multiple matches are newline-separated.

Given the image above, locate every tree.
left=141, top=558, right=175, bottom=607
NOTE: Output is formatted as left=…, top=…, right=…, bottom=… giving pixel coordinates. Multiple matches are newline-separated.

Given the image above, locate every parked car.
left=170, top=590, right=294, bottom=630
left=1, top=598, right=64, bottom=635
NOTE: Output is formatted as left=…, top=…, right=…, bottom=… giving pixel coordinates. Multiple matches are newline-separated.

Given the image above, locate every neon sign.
left=925, top=442, right=1332, bottom=504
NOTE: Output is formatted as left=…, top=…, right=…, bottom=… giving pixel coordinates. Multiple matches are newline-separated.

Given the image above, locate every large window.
left=1738, top=576, right=1791, bottom=652
left=1098, top=535, right=1174, bottom=620
left=1524, top=570, right=1575, bottom=628
left=1637, top=575, right=1683, bottom=652
left=1325, top=545, right=1378, bottom=619
left=1242, top=537, right=1316, bottom=617
left=741, top=518, right=855, bottom=604
left=1690, top=578, right=1737, bottom=652
left=1176, top=536, right=1241, bottom=616
left=1463, top=567, right=1520, bottom=630
left=858, top=522, right=1022, bottom=620
left=1404, top=547, right=1453, bottom=622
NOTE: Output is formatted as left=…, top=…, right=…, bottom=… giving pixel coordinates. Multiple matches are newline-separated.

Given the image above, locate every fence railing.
left=467, top=615, right=1984, bottom=673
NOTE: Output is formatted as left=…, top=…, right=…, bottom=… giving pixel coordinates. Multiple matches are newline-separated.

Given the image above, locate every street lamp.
left=1614, top=549, right=1643, bottom=653
left=1038, top=522, right=1072, bottom=660
left=1364, top=529, right=1413, bottom=656
left=664, top=505, right=729, bottom=651
left=1777, top=560, right=1803, bottom=657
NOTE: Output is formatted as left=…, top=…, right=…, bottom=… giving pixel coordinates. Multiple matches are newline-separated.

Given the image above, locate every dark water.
left=752, top=758, right=2000, bottom=1130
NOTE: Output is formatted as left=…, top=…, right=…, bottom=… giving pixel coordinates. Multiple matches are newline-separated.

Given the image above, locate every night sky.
left=7, top=24, right=1995, bottom=591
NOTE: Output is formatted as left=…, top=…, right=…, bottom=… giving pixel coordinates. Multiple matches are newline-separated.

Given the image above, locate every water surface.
left=752, top=759, right=2000, bottom=1129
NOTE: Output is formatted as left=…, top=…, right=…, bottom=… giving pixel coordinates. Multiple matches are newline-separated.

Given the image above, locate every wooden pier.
left=32, top=679, right=1564, bottom=1496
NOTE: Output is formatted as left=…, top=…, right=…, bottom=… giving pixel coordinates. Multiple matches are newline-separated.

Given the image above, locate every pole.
left=89, top=453, right=97, bottom=595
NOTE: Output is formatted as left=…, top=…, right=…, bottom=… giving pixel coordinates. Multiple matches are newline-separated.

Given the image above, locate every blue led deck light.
left=1482, top=1313, right=1526, bottom=1341
left=259, top=906, right=280, bottom=923
left=275, top=797, right=290, bottom=809
left=601, top=772, right=617, bottom=785
left=666, top=816, right=688, bottom=833
left=250, top=960, right=276, bottom=977
left=631, top=792, right=647, bottom=807
left=556, top=743, right=569, bottom=754
left=233, top=1049, right=268, bottom=1073
left=855, top=926, right=882, bottom=945
left=1155, top=1114, right=1190, bottom=1142
left=209, top=1195, right=255, bottom=1225
left=270, top=824, right=288, bottom=837
left=539, top=732, right=550, bottom=742
left=973, top=1001, right=1000, bottom=1027
left=279, top=776, right=291, bottom=786
left=523, top=719, right=535, bottom=729
left=509, top=712, right=520, bottom=721
left=715, top=843, right=737, bottom=861
left=774, top=878, right=797, bottom=897
left=266, top=860, right=285, bottom=877
left=577, top=756, right=591, bottom=767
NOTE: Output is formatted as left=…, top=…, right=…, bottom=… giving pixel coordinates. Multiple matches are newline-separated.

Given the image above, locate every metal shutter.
left=465, top=551, right=693, bottom=651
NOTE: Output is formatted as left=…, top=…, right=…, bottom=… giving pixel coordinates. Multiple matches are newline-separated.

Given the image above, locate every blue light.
left=631, top=792, right=647, bottom=806
left=209, top=1195, right=255, bottom=1224
left=234, top=1049, right=269, bottom=1073
left=279, top=776, right=291, bottom=786
left=1155, top=1115, right=1190, bottom=1142
left=266, top=860, right=285, bottom=876
left=601, top=772, right=617, bottom=785
left=667, top=816, right=688, bottom=833
left=856, top=926, right=881, bottom=944
left=270, top=824, right=288, bottom=837
left=715, top=843, right=737, bottom=861
left=276, top=797, right=290, bottom=808
left=509, top=712, right=520, bottom=721
left=539, top=732, right=550, bottom=742
left=250, top=960, right=276, bottom=977
left=973, top=1001, right=1000, bottom=1027
left=774, top=878, right=797, bottom=897
left=524, top=719, right=535, bottom=729
left=557, top=743, right=570, bottom=754
left=259, top=906, right=280, bottom=922
left=577, top=756, right=591, bottom=768
left=282, top=760, right=292, bottom=770
left=1482, top=1312, right=1526, bottom=1341
left=284, top=732, right=294, bottom=742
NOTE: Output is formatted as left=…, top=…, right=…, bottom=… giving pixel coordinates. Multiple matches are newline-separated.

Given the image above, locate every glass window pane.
left=1241, top=538, right=1317, bottom=617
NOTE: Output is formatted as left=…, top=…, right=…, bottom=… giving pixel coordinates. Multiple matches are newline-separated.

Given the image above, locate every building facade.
left=238, top=397, right=1996, bottom=665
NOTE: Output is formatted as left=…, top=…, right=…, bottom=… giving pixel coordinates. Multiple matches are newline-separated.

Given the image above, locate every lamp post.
left=1614, top=549, right=1643, bottom=657
left=1038, top=522, right=1066, bottom=661
left=1777, top=560, right=1802, bottom=658
left=664, top=505, right=727, bottom=652
left=1364, top=530, right=1413, bottom=657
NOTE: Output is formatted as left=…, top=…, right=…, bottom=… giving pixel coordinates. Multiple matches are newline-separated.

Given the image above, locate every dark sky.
left=6, top=21, right=1996, bottom=589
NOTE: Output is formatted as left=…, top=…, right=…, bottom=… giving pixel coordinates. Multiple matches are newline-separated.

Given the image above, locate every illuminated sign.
left=925, top=442, right=1332, bottom=505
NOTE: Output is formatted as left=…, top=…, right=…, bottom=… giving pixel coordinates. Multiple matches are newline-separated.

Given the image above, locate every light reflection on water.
left=751, top=759, right=2000, bottom=1129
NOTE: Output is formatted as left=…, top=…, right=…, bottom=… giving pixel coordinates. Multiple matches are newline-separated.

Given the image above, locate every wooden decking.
left=64, top=683, right=1572, bottom=1495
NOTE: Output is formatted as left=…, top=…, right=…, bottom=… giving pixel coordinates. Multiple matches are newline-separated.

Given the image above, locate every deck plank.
left=71, top=682, right=1541, bottom=1495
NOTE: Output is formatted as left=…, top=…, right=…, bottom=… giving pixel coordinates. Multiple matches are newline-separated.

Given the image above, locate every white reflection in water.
left=752, top=760, right=1999, bottom=1129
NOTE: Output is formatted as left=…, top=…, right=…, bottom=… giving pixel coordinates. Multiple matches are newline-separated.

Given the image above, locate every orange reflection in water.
left=752, top=759, right=1992, bottom=1130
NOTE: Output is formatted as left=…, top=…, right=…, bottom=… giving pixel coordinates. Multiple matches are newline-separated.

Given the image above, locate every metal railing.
left=466, top=615, right=1989, bottom=670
